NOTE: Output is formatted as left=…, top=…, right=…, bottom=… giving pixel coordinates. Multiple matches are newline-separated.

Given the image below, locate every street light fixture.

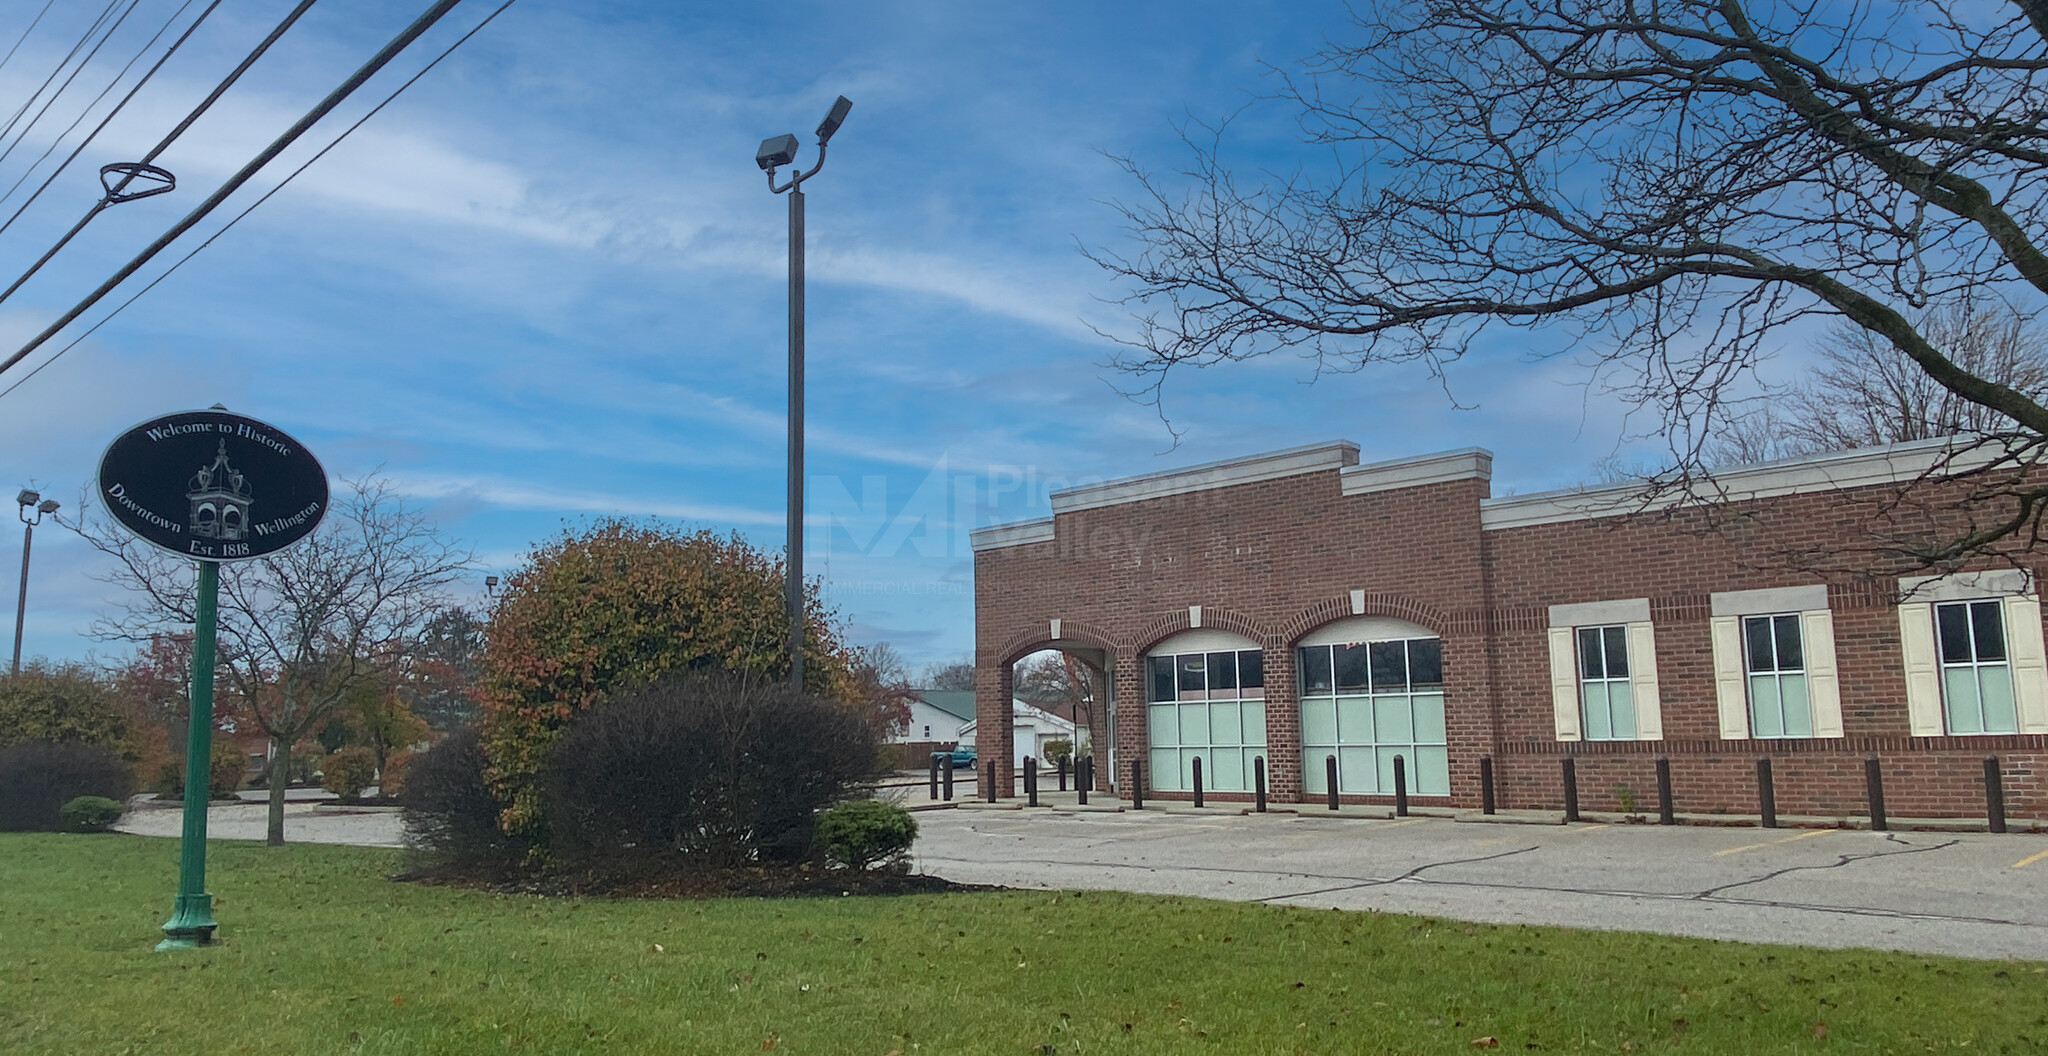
left=758, top=95, right=851, bottom=691
left=484, top=575, right=499, bottom=597
left=13, top=488, right=57, bottom=675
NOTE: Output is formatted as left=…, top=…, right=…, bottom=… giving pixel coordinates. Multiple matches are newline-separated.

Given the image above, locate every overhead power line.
left=0, top=0, right=141, bottom=174
left=0, top=0, right=316, bottom=304
left=0, top=2, right=120, bottom=150
left=0, top=0, right=519, bottom=405
left=0, top=0, right=477, bottom=384
left=0, top=0, right=205, bottom=218
left=0, top=1, right=60, bottom=81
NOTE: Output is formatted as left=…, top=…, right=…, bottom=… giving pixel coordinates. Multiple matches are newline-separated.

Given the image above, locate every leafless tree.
left=1093, top=0, right=2048, bottom=564
left=75, top=475, right=474, bottom=845
left=918, top=659, right=976, bottom=691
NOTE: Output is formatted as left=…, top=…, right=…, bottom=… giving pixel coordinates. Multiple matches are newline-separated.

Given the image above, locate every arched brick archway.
left=977, top=620, right=1123, bottom=799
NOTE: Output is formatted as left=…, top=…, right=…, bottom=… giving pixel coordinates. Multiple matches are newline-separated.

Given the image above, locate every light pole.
left=758, top=94, right=852, bottom=691
left=12, top=489, right=57, bottom=675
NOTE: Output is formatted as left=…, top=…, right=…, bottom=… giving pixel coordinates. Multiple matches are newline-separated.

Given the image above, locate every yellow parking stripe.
left=1379, top=818, right=1428, bottom=829
left=2013, top=848, right=2048, bottom=869
left=1712, top=828, right=1834, bottom=856
left=1561, top=824, right=1609, bottom=836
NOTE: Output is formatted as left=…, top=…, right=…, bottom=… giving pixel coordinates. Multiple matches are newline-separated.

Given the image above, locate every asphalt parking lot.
left=911, top=806, right=2048, bottom=962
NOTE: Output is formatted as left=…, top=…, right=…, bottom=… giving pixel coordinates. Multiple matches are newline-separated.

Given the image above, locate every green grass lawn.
left=3, top=834, right=2044, bottom=1054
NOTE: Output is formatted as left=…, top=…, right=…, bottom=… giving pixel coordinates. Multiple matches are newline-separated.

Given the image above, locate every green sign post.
left=98, top=408, right=327, bottom=951
left=157, top=559, right=219, bottom=950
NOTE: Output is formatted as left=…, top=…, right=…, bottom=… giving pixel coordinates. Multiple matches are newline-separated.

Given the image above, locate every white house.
left=958, top=699, right=1077, bottom=768
left=895, top=690, right=976, bottom=744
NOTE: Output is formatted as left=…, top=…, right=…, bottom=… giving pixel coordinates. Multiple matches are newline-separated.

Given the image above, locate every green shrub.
left=59, top=795, right=123, bottom=832
left=815, top=799, right=917, bottom=872
left=542, top=673, right=880, bottom=872
left=209, top=739, right=247, bottom=799
left=0, top=741, right=134, bottom=831
left=153, top=756, right=185, bottom=797
left=1043, top=739, right=1074, bottom=767
left=0, top=663, right=127, bottom=753
left=322, top=746, right=377, bottom=801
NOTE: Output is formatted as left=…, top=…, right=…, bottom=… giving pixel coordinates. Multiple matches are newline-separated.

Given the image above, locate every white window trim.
left=1547, top=616, right=1662, bottom=741
left=1708, top=592, right=1844, bottom=740
left=1896, top=573, right=2048, bottom=736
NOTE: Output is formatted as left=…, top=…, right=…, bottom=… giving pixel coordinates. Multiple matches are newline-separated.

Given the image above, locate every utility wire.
left=0, top=0, right=202, bottom=217
left=0, top=0, right=478, bottom=384
left=0, top=0, right=519, bottom=405
left=0, top=0, right=59, bottom=81
left=0, top=1, right=120, bottom=150
left=0, top=0, right=312, bottom=304
left=0, top=0, right=141, bottom=173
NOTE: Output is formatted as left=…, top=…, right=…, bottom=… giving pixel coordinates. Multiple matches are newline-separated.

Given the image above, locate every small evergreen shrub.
left=815, top=799, right=917, bottom=872
left=1043, top=739, right=1074, bottom=767
left=59, top=795, right=123, bottom=832
left=321, top=746, right=377, bottom=802
left=0, top=741, right=134, bottom=831
left=542, top=672, right=880, bottom=872
left=209, top=739, right=247, bottom=799
left=153, top=756, right=185, bottom=798
left=401, top=728, right=528, bottom=879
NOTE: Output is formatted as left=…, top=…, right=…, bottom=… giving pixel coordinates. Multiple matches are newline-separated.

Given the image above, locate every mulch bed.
left=398, top=863, right=997, bottom=900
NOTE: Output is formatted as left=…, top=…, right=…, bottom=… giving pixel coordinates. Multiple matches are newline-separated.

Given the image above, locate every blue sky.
left=0, top=0, right=1749, bottom=673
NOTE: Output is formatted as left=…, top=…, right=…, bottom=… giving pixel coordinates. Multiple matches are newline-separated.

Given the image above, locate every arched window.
left=1145, top=629, right=1266, bottom=793
left=1297, top=616, right=1448, bottom=796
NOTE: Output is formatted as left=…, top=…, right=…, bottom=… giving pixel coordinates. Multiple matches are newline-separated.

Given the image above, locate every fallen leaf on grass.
left=1813, top=1023, right=1828, bottom=1040
left=1471, top=1037, right=1498, bottom=1048
left=390, top=995, right=404, bottom=1007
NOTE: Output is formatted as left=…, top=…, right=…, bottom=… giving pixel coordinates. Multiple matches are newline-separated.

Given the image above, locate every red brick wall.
left=973, top=464, right=2048, bottom=821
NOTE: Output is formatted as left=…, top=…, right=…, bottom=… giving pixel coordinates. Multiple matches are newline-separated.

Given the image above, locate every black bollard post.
left=1655, top=756, right=1674, bottom=826
left=1026, top=756, right=1039, bottom=807
left=1254, top=756, right=1268, bottom=813
left=1393, top=754, right=1409, bottom=817
left=1480, top=755, right=1496, bottom=815
left=929, top=754, right=940, bottom=800
left=985, top=760, right=997, bottom=804
left=1058, top=757, right=1067, bottom=792
left=1986, top=755, right=2008, bottom=834
left=1562, top=756, right=1580, bottom=823
left=1756, top=757, right=1777, bottom=829
left=1865, top=755, right=1887, bottom=831
left=1077, top=756, right=1090, bottom=806
left=1326, top=755, right=1340, bottom=811
left=1192, top=756, right=1205, bottom=808
left=1131, top=759, right=1144, bottom=810
left=942, top=755, right=954, bottom=801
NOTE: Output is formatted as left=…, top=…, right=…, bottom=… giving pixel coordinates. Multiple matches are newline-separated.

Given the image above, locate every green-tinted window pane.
left=1774, top=615, right=1804, bottom=671
left=1943, top=668, right=1984, bottom=734
left=1337, top=697, right=1373, bottom=743
left=1409, top=638, right=1442, bottom=688
left=1179, top=750, right=1201, bottom=791
left=1374, top=695, right=1413, bottom=743
left=1370, top=641, right=1408, bottom=690
left=1148, top=703, right=1178, bottom=747
left=1607, top=681, right=1636, bottom=739
left=1603, top=627, right=1630, bottom=677
left=1581, top=682, right=1613, bottom=740
left=1973, top=601, right=2007, bottom=661
left=1206, top=651, right=1238, bottom=691
left=1938, top=604, right=1972, bottom=662
left=1242, top=702, right=1266, bottom=746
left=1416, top=745, right=1450, bottom=796
left=1412, top=692, right=1446, bottom=744
left=1378, top=748, right=1407, bottom=794
left=1209, top=701, right=1241, bottom=746
left=1239, top=649, right=1265, bottom=689
left=1179, top=702, right=1209, bottom=745
left=1980, top=666, right=2018, bottom=734
left=1578, top=627, right=1603, bottom=679
left=1148, top=749, right=1179, bottom=791
left=1210, top=750, right=1244, bottom=791
left=1302, top=750, right=1329, bottom=794
left=1749, top=675, right=1784, bottom=738
left=1745, top=616, right=1775, bottom=673
left=1335, top=644, right=1370, bottom=690
left=1338, top=746, right=1376, bottom=793
left=1299, top=646, right=1332, bottom=695
left=1780, top=674, right=1811, bottom=737
left=1301, top=699, right=1336, bottom=746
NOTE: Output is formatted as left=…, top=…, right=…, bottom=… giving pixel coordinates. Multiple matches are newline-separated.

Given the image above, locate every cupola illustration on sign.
left=186, top=440, right=251, bottom=541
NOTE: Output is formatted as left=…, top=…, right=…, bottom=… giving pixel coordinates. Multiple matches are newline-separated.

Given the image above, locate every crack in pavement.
left=1691, top=832, right=1959, bottom=899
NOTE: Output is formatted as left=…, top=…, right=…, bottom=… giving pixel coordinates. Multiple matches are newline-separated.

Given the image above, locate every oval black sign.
left=97, top=409, right=328, bottom=562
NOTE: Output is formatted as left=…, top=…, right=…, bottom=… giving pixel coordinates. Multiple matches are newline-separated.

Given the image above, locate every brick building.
left=968, top=438, right=2047, bottom=820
